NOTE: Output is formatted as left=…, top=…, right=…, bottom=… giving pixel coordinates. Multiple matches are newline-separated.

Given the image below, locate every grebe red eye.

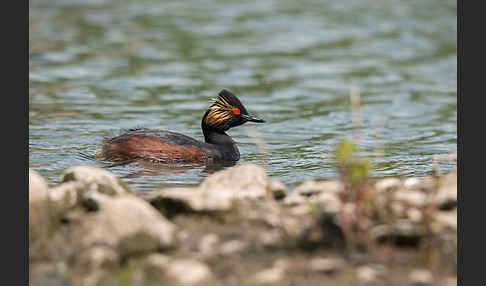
left=233, top=108, right=240, bottom=115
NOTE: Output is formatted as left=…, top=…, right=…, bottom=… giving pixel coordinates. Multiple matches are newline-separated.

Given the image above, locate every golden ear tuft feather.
left=204, top=95, right=237, bottom=126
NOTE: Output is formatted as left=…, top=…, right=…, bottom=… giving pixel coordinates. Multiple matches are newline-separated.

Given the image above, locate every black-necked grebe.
left=97, top=89, right=265, bottom=164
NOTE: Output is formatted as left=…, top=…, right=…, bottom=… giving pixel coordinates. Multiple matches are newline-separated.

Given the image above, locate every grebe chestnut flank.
left=97, top=89, right=265, bottom=163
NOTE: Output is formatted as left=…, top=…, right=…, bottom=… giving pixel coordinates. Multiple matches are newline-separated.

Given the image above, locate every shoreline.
left=29, top=163, right=457, bottom=286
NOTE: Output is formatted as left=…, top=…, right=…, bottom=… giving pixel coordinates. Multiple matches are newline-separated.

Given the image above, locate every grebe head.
left=202, top=89, right=264, bottom=132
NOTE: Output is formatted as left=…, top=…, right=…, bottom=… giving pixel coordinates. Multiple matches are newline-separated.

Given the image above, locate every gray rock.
left=61, top=166, right=129, bottom=196
left=29, top=169, right=48, bottom=203
left=148, top=187, right=234, bottom=216
left=147, top=164, right=270, bottom=215
left=165, top=258, right=213, bottom=285
left=79, top=194, right=175, bottom=256
left=199, top=163, right=269, bottom=199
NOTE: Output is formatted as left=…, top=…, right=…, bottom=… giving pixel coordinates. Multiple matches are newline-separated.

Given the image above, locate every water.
left=29, top=0, right=457, bottom=191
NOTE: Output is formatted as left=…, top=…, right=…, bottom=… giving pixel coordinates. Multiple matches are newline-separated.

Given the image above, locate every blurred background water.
left=29, top=0, right=457, bottom=191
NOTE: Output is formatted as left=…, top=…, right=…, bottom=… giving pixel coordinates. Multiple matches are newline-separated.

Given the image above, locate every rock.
left=406, top=208, right=423, bottom=223
left=310, top=192, right=342, bottom=214
left=393, top=190, right=427, bottom=208
left=409, top=269, right=433, bottom=285
left=431, top=186, right=457, bottom=210
left=61, top=166, right=129, bottom=196
left=252, top=259, right=288, bottom=284
left=375, top=178, right=401, bottom=192
left=268, top=179, right=288, bottom=200
left=390, top=201, right=406, bottom=217
left=370, top=221, right=424, bottom=247
left=147, top=187, right=234, bottom=217
left=219, top=240, right=248, bottom=256
left=165, top=259, right=212, bottom=285
left=48, top=181, right=84, bottom=208
left=29, top=169, right=48, bottom=203
left=147, top=164, right=270, bottom=216
left=296, top=180, right=343, bottom=197
left=198, top=233, right=220, bottom=257
left=308, top=257, right=345, bottom=274
left=199, top=164, right=268, bottom=199
left=404, top=178, right=421, bottom=189
left=144, top=253, right=171, bottom=272
left=289, top=204, right=311, bottom=216
left=356, top=266, right=379, bottom=283
left=79, top=245, right=119, bottom=269
left=79, top=195, right=175, bottom=256
left=431, top=210, right=457, bottom=231
left=259, top=230, right=282, bottom=247
left=29, top=169, right=51, bottom=233
left=443, top=277, right=457, bottom=286
left=283, top=193, right=307, bottom=206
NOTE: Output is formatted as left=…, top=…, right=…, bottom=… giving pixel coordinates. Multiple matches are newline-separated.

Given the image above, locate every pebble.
left=409, top=269, right=433, bottom=285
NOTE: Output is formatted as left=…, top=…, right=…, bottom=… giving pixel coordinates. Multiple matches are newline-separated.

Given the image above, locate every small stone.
left=404, top=178, right=420, bottom=189
left=80, top=246, right=119, bottom=269
left=219, top=240, right=248, bottom=256
left=144, top=253, right=171, bottom=272
left=308, top=257, right=345, bottom=274
left=268, top=179, right=288, bottom=200
left=198, top=233, right=220, bottom=257
left=166, top=259, right=212, bottom=285
left=390, top=201, right=406, bottom=217
left=409, top=269, right=433, bottom=285
left=356, top=266, right=378, bottom=283
left=444, top=277, right=457, bottom=286
left=407, top=208, right=423, bottom=222
left=375, top=178, right=401, bottom=192
left=252, top=260, right=288, bottom=284
left=259, top=231, right=282, bottom=247
left=394, top=190, right=427, bottom=207
left=432, top=210, right=457, bottom=231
